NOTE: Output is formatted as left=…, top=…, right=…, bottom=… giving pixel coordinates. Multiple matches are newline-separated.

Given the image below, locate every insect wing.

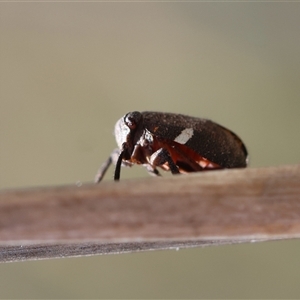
left=141, top=111, right=247, bottom=168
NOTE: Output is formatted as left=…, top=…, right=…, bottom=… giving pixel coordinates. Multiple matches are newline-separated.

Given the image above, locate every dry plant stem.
left=0, top=164, right=300, bottom=262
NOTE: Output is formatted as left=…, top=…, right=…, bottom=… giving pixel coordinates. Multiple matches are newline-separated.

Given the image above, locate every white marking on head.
left=114, top=117, right=130, bottom=149
left=174, top=128, right=194, bottom=144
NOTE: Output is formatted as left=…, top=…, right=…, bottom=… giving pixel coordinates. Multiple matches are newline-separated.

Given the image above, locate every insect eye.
left=125, top=116, right=136, bottom=129
left=124, top=111, right=142, bottom=130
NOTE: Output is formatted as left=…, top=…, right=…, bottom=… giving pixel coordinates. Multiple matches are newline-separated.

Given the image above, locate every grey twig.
left=0, top=164, right=299, bottom=262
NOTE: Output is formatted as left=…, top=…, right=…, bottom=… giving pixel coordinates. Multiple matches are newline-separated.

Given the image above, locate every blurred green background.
left=1, top=2, right=300, bottom=298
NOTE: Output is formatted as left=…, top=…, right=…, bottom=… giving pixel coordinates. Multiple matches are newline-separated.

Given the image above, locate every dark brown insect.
left=95, top=111, right=248, bottom=182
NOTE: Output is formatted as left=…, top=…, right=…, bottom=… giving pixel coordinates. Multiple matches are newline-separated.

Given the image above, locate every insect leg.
left=114, top=150, right=125, bottom=181
left=144, top=164, right=161, bottom=177
left=95, top=156, right=112, bottom=183
left=95, top=148, right=120, bottom=183
left=150, top=148, right=180, bottom=174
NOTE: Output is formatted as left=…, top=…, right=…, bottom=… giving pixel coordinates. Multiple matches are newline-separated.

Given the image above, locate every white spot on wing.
left=174, top=128, right=194, bottom=144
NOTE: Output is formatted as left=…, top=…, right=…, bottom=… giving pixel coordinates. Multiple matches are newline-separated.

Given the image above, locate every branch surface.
left=0, top=164, right=299, bottom=262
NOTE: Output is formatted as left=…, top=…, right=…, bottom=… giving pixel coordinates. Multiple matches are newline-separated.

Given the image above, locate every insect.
left=95, top=111, right=248, bottom=182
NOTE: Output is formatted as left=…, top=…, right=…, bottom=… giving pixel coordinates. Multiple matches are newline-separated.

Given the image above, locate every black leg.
left=95, top=148, right=124, bottom=183
left=150, top=148, right=179, bottom=175
left=144, top=164, right=161, bottom=177
left=114, top=150, right=125, bottom=181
